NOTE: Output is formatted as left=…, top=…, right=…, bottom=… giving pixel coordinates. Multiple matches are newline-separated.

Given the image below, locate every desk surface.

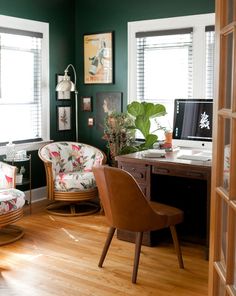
left=116, top=148, right=212, bottom=171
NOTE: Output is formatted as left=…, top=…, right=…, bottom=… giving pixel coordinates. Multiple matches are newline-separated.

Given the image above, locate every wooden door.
left=209, top=0, right=236, bottom=295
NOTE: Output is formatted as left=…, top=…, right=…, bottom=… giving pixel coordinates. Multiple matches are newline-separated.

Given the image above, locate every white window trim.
left=0, top=14, right=50, bottom=153
left=128, top=13, right=215, bottom=102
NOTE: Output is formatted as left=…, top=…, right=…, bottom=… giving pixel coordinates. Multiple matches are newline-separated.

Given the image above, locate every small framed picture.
left=82, top=96, right=92, bottom=112
left=96, top=91, right=122, bottom=130
left=88, top=117, right=94, bottom=127
left=57, top=106, right=71, bottom=131
left=56, top=74, right=71, bottom=100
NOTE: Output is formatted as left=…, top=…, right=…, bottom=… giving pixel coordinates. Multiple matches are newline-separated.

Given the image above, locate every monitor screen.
left=172, top=99, right=213, bottom=150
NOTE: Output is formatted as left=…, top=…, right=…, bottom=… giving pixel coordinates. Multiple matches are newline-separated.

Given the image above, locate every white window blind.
left=205, top=26, right=215, bottom=99
left=0, top=28, right=43, bottom=143
left=136, top=28, right=193, bottom=132
left=136, top=28, right=193, bottom=102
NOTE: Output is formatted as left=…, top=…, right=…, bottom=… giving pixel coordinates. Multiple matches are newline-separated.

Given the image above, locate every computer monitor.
left=172, top=98, right=213, bottom=150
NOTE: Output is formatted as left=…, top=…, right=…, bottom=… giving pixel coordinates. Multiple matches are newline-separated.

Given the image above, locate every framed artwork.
left=56, top=74, right=71, bottom=100
left=88, top=117, right=94, bottom=127
left=82, top=96, right=92, bottom=112
left=96, top=92, right=122, bottom=130
left=57, top=106, right=71, bottom=131
left=84, top=31, right=113, bottom=84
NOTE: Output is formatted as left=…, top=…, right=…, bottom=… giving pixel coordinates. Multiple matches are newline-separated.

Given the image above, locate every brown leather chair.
left=93, top=165, right=184, bottom=283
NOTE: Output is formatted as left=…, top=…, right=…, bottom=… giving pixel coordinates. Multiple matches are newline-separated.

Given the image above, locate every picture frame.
left=88, top=117, right=94, bottom=127
left=57, top=106, right=72, bottom=131
left=56, top=74, right=71, bottom=100
left=84, top=31, right=113, bottom=84
left=82, top=96, right=92, bottom=112
left=96, top=92, right=122, bottom=130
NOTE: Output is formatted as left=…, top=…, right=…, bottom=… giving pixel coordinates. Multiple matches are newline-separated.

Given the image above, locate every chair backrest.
left=93, top=166, right=167, bottom=232
left=39, top=142, right=105, bottom=176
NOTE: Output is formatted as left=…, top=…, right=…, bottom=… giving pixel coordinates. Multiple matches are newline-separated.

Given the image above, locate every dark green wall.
left=75, top=0, right=215, bottom=150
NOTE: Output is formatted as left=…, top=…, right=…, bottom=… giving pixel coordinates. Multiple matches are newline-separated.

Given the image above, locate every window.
left=205, top=26, right=215, bottom=100
left=128, top=14, right=215, bottom=134
left=0, top=15, right=49, bottom=145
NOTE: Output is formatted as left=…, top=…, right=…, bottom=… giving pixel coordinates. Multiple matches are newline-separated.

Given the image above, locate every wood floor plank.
left=0, top=200, right=208, bottom=295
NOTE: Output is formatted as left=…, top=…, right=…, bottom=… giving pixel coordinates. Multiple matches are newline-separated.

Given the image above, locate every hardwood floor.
left=0, top=201, right=208, bottom=296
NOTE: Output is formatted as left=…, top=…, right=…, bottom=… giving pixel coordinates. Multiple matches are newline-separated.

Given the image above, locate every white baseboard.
left=24, top=186, right=47, bottom=203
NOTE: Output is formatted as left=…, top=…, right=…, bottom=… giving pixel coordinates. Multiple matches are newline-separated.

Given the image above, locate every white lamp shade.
left=56, top=73, right=75, bottom=92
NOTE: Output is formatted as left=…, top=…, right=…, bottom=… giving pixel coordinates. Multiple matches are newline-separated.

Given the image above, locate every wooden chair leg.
left=170, top=225, right=184, bottom=269
left=98, top=227, right=116, bottom=268
left=132, top=232, right=143, bottom=284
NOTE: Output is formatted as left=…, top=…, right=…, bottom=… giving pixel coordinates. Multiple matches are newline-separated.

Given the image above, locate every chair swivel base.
left=0, top=225, right=24, bottom=246
left=46, top=201, right=100, bottom=216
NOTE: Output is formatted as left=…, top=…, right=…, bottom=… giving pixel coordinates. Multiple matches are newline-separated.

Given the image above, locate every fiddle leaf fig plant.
left=123, top=101, right=166, bottom=152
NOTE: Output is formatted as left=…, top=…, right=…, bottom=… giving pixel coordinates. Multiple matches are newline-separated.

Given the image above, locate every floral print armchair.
left=0, top=161, right=25, bottom=245
left=38, top=142, right=106, bottom=216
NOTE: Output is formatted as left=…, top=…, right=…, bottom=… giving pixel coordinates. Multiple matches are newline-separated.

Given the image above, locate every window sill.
left=0, top=140, right=53, bottom=156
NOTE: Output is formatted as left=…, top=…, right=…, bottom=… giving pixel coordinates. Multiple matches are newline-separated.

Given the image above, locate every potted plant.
left=121, top=101, right=167, bottom=154
left=103, top=112, right=136, bottom=165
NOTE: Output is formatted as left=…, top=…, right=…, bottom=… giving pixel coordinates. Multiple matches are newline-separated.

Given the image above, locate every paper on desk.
left=141, top=149, right=166, bottom=158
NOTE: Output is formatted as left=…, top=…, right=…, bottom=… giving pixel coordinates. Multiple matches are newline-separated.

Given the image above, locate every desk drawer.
left=152, top=166, right=208, bottom=180
left=118, top=162, right=151, bottom=199
left=119, top=162, right=148, bottom=183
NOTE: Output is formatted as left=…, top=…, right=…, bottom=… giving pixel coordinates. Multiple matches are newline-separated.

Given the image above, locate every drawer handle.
left=186, top=172, right=203, bottom=178
left=154, top=168, right=170, bottom=174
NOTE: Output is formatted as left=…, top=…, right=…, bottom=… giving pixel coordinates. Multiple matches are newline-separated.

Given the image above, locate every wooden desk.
left=116, top=149, right=211, bottom=248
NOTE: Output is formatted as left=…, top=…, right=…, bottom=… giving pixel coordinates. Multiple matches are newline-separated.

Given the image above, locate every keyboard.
left=177, top=154, right=212, bottom=161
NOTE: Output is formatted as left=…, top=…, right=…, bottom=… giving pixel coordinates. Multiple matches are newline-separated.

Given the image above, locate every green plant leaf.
left=150, top=104, right=167, bottom=118
left=140, top=102, right=166, bottom=118
left=120, top=145, right=139, bottom=155
left=142, top=102, right=156, bottom=117
left=127, top=101, right=144, bottom=117
left=143, top=134, right=158, bottom=148
left=138, top=142, right=148, bottom=150
left=135, top=115, right=150, bottom=138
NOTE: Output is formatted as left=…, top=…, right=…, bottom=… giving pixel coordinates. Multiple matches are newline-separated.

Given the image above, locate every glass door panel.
left=222, top=118, right=231, bottom=192
left=223, top=0, right=234, bottom=26
left=215, top=273, right=225, bottom=295
left=227, top=0, right=234, bottom=24
left=231, top=118, right=236, bottom=199
left=220, top=198, right=228, bottom=269
left=220, top=33, right=233, bottom=109
left=226, top=32, right=233, bottom=109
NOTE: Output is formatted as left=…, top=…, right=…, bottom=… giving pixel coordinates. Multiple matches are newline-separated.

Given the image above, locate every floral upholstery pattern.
left=0, top=161, right=25, bottom=215
left=0, top=161, right=15, bottom=189
left=0, top=188, right=25, bottom=215
left=40, top=142, right=104, bottom=192
left=54, top=171, right=96, bottom=192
